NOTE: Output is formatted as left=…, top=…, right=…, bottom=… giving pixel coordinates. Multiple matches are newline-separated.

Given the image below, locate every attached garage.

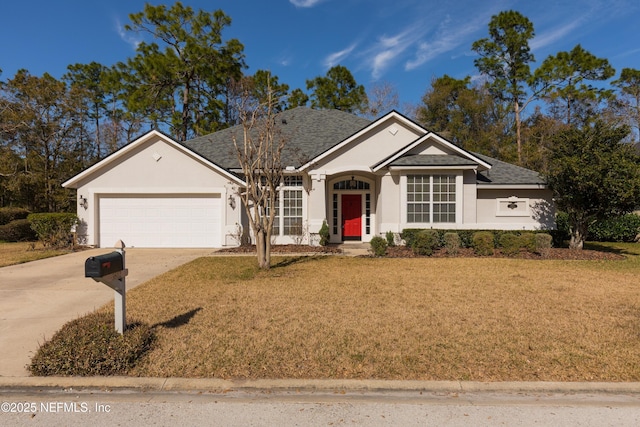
left=62, top=130, right=245, bottom=248
left=98, top=195, right=222, bottom=248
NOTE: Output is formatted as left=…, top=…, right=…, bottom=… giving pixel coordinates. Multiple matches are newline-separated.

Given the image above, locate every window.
left=282, top=189, right=303, bottom=234
left=271, top=176, right=304, bottom=236
left=407, top=175, right=456, bottom=223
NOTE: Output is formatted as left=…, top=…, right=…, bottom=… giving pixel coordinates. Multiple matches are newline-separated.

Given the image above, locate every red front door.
left=342, top=194, right=362, bottom=240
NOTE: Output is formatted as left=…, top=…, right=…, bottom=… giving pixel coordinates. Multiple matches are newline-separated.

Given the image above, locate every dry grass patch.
left=0, top=241, right=72, bottom=267
left=117, top=251, right=640, bottom=381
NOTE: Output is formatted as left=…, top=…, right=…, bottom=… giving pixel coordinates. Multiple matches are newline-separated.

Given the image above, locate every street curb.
left=1, top=377, right=640, bottom=395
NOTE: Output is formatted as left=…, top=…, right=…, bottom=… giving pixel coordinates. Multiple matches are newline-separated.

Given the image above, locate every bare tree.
left=364, top=80, right=399, bottom=119
left=232, top=77, right=285, bottom=269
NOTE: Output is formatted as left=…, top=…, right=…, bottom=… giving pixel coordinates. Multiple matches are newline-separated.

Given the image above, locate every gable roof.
left=184, top=107, right=371, bottom=170
left=62, top=129, right=245, bottom=188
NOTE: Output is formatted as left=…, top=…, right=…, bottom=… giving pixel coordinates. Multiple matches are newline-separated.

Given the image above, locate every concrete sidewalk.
left=0, top=247, right=213, bottom=377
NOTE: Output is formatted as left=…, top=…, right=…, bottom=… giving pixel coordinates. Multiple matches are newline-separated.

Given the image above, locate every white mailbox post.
left=84, top=240, right=128, bottom=334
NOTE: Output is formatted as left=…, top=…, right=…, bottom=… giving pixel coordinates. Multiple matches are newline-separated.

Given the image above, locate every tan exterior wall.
left=476, top=188, right=555, bottom=230
left=72, top=136, right=240, bottom=246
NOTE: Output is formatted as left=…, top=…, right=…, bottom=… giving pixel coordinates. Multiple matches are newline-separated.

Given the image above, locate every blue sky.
left=1, top=0, right=639, bottom=112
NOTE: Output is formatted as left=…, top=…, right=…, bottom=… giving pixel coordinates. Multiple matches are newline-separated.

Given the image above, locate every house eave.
left=388, top=165, right=478, bottom=171
left=477, top=184, right=548, bottom=190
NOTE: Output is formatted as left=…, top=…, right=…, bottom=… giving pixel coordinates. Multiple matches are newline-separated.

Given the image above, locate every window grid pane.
left=283, top=189, right=303, bottom=235
left=407, top=175, right=430, bottom=223
left=407, top=175, right=455, bottom=224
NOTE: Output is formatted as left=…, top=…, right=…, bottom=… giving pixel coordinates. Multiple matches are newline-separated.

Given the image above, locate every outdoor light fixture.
left=349, top=176, right=357, bottom=189
left=228, top=194, right=236, bottom=209
left=79, top=195, right=88, bottom=210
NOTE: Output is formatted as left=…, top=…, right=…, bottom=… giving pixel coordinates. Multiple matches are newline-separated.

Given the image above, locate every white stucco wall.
left=476, top=188, right=555, bottom=230
left=70, top=135, right=241, bottom=246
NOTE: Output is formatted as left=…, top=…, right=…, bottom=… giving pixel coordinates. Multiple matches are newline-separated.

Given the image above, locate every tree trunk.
left=255, top=229, right=270, bottom=269
left=515, top=99, right=522, bottom=165
left=568, top=214, right=588, bottom=250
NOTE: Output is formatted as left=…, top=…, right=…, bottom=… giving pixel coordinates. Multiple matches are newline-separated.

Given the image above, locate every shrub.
left=370, top=236, right=388, bottom=256
left=412, top=230, right=440, bottom=256
left=28, top=213, right=78, bottom=248
left=589, top=214, right=640, bottom=242
left=400, top=229, right=421, bottom=247
left=443, top=232, right=461, bottom=255
left=29, top=311, right=155, bottom=376
left=0, top=219, right=37, bottom=242
left=385, top=231, right=396, bottom=247
left=519, top=232, right=537, bottom=253
left=535, top=233, right=553, bottom=257
left=318, top=220, right=330, bottom=246
left=0, top=207, right=30, bottom=225
left=472, top=231, right=494, bottom=256
left=499, top=233, right=521, bottom=256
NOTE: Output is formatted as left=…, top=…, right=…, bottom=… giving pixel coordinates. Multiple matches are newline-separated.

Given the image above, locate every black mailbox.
left=85, top=252, right=124, bottom=278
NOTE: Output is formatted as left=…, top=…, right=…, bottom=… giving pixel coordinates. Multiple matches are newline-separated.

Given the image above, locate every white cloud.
left=366, top=26, right=424, bottom=79
left=323, top=43, right=357, bottom=68
left=289, top=0, right=326, bottom=8
left=530, top=19, right=583, bottom=52
left=404, top=11, right=488, bottom=72
left=114, top=17, right=142, bottom=51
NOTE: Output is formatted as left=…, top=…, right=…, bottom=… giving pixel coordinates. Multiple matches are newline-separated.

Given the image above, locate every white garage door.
left=99, top=195, right=222, bottom=248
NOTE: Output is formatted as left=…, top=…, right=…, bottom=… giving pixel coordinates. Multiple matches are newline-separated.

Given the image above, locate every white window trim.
left=272, top=177, right=306, bottom=237
left=400, top=172, right=463, bottom=228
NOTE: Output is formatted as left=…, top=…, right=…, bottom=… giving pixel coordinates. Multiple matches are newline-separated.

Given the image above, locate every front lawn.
left=54, top=244, right=640, bottom=381
left=0, top=241, right=73, bottom=268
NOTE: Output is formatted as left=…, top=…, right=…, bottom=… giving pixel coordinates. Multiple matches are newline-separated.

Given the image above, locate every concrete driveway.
left=0, top=247, right=213, bottom=377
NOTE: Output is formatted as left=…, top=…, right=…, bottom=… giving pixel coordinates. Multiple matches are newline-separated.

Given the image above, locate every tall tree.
left=124, top=2, right=245, bottom=140
left=612, top=68, right=640, bottom=141
left=545, top=121, right=640, bottom=249
left=287, top=88, right=309, bottom=109
left=472, top=10, right=535, bottom=164
left=416, top=75, right=508, bottom=158
left=0, top=70, right=83, bottom=212
left=232, top=79, right=285, bottom=269
left=63, top=62, right=109, bottom=161
left=533, top=44, right=615, bottom=126
left=306, top=65, right=368, bottom=113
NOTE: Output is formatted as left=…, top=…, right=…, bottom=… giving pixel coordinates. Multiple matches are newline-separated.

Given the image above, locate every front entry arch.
left=341, top=194, right=362, bottom=240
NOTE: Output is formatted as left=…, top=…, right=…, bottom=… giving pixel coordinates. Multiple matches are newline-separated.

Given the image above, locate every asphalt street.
left=2, top=387, right=640, bottom=426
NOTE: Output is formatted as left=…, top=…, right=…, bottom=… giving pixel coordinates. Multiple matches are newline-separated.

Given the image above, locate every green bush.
left=29, top=311, right=155, bottom=376
left=499, top=233, right=521, bottom=256
left=385, top=231, right=396, bottom=247
left=412, top=230, right=440, bottom=256
left=28, top=213, right=78, bottom=248
left=535, top=233, right=553, bottom=257
left=589, top=214, right=640, bottom=242
left=370, top=236, right=388, bottom=256
left=0, top=207, right=31, bottom=225
left=400, top=228, right=421, bottom=247
left=519, top=232, right=537, bottom=252
left=472, top=231, right=495, bottom=256
left=443, top=232, right=461, bottom=255
left=0, top=219, right=37, bottom=242
left=318, top=220, right=330, bottom=246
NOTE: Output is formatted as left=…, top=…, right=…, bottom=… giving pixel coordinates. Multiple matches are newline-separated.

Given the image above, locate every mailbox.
left=85, top=252, right=124, bottom=278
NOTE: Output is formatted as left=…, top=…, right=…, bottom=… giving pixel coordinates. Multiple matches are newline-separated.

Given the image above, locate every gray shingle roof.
left=390, top=154, right=479, bottom=167
left=472, top=152, right=545, bottom=185
left=183, top=107, right=371, bottom=169
left=181, top=107, right=545, bottom=186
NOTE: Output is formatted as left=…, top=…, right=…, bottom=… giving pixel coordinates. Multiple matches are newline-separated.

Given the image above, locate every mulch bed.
left=218, top=244, right=626, bottom=260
